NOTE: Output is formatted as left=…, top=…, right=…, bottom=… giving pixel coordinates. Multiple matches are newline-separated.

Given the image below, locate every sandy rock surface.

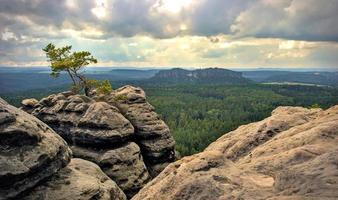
left=133, top=106, right=338, bottom=200
left=20, top=158, right=127, bottom=200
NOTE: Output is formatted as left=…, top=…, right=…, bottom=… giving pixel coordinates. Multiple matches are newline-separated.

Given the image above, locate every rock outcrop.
left=21, top=85, right=175, bottom=197
left=0, top=98, right=71, bottom=199
left=106, top=86, right=176, bottom=176
left=71, top=143, right=150, bottom=196
left=20, top=159, right=127, bottom=200
left=0, top=98, right=126, bottom=200
left=132, top=106, right=338, bottom=200
left=20, top=98, right=38, bottom=113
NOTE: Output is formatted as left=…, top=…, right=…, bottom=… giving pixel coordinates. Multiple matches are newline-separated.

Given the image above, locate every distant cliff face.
left=20, top=85, right=176, bottom=198
left=132, top=105, right=338, bottom=200
left=147, top=68, right=251, bottom=85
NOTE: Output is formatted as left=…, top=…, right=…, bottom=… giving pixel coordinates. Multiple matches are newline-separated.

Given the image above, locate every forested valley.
left=2, top=83, right=338, bottom=156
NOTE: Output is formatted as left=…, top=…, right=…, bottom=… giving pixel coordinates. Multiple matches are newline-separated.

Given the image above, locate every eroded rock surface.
left=133, top=106, right=338, bottom=200
left=22, top=86, right=176, bottom=197
left=71, top=142, right=151, bottom=197
left=20, top=98, right=38, bottom=113
left=21, top=158, right=127, bottom=200
left=0, top=98, right=72, bottom=199
left=107, top=85, right=176, bottom=176
left=1, top=97, right=128, bottom=199
left=29, top=93, right=134, bottom=145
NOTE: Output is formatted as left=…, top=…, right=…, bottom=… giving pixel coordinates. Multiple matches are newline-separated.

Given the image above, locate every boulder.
left=132, top=105, right=338, bottom=200
left=21, top=98, right=38, bottom=113
left=20, top=158, right=127, bottom=200
left=71, top=143, right=151, bottom=198
left=21, top=98, right=38, bottom=107
left=0, top=98, right=72, bottom=199
left=75, top=102, right=134, bottom=146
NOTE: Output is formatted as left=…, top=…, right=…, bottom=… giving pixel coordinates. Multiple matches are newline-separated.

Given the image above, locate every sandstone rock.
left=21, top=98, right=38, bottom=113
left=107, top=85, right=176, bottom=176
left=0, top=98, right=71, bottom=199
left=138, top=134, right=176, bottom=159
left=20, top=158, right=127, bottom=200
left=147, top=162, right=172, bottom=178
left=32, top=93, right=133, bottom=146
left=75, top=102, right=134, bottom=146
left=26, top=87, right=176, bottom=196
left=133, top=106, right=338, bottom=200
left=206, top=106, right=321, bottom=161
left=71, top=142, right=151, bottom=198
left=29, top=92, right=151, bottom=197
left=114, top=85, right=146, bottom=104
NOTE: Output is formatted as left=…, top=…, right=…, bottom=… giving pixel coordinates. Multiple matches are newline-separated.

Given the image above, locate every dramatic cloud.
left=231, top=0, right=338, bottom=42
left=0, top=0, right=337, bottom=67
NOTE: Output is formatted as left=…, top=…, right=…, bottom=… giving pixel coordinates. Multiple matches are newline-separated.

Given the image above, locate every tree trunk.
left=67, top=70, right=77, bottom=86
left=84, top=86, right=90, bottom=96
left=73, top=71, right=90, bottom=96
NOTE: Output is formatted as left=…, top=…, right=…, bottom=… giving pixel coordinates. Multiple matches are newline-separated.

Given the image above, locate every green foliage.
left=70, top=84, right=82, bottom=94
left=2, top=83, right=338, bottom=157
left=43, top=43, right=97, bottom=78
left=114, top=94, right=128, bottom=101
left=96, top=80, right=113, bottom=95
left=309, top=103, right=321, bottom=109
left=43, top=43, right=98, bottom=95
left=145, top=85, right=292, bottom=156
left=82, top=79, right=113, bottom=95
left=144, top=84, right=338, bottom=156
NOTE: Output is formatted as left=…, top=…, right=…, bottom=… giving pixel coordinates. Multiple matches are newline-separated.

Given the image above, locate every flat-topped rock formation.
left=0, top=97, right=126, bottom=200
left=132, top=105, right=338, bottom=200
left=20, top=85, right=176, bottom=198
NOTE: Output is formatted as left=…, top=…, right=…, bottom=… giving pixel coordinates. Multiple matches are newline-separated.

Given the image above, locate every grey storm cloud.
left=1, top=0, right=338, bottom=42
left=231, top=0, right=338, bottom=42
left=189, top=0, right=252, bottom=36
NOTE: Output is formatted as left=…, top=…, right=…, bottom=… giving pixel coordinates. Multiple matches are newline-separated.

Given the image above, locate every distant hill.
left=0, top=68, right=158, bottom=94
left=242, top=71, right=290, bottom=82
left=263, top=72, right=338, bottom=86
left=146, top=68, right=251, bottom=85
left=110, top=69, right=158, bottom=79
left=243, top=71, right=338, bottom=86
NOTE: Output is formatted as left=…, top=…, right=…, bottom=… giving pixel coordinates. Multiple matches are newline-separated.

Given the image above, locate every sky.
left=0, top=0, right=338, bottom=69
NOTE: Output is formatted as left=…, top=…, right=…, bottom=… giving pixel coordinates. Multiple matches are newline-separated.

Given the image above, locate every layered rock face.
left=106, top=86, right=176, bottom=176
left=0, top=98, right=126, bottom=200
left=20, top=159, right=127, bottom=200
left=21, top=85, right=175, bottom=197
left=133, top=106, right=338, bottom=200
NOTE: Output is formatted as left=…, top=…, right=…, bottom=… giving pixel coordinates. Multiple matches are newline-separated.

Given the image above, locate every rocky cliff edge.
left=133, top=105, right=338, bottom=200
